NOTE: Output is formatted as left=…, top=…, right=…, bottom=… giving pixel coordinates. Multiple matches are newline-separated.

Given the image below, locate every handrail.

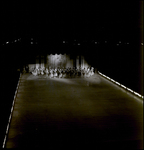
left=98, top=71, right=143, bottom=99
left=2, top=73, right=22, bottom=148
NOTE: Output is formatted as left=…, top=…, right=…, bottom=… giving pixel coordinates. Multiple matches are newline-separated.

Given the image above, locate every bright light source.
left=134, top=92, right=139, bottom=96
left=78, top=43, right=80, bottom=45
left=6, top=124, right=9, bottom=134
left=141, top=43, right=143, bottom=45
left=106, top=77, right=110, bottom=80
left=121, top=84, right=126, bottom=89
left=111, top=79, right=115, bottom=82
left=6, top=42, right=9, bottom=44
left=138, top=94, right=142, bottom=97
left=31, top=42, right=33, bottom=44
left=63, top=41, right=65, bottom=43
left=99, top=71, right=144, bottom=99
left=133, top=92, right=142, bottom=97
left=127, top=88, right=133, bottom=93
left=15, top=40, right=17, bottom=42
left=115, top=82, right=120, bottom=85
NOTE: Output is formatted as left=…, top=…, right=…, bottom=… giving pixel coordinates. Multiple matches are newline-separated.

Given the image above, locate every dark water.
left=0, top=71, right=20, bottom=147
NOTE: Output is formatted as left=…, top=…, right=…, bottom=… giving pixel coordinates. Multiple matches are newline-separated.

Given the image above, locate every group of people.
left=31, top=66, right=95, bottom=78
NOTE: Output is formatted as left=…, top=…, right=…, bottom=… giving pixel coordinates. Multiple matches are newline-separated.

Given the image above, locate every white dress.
left=59, top=69, right=62, bottom=78
left=37, top=69, right=40, bottom=75
left=41, top=69, right=44, bottom=75
left=54, top=69, right=58, bottom=77
left=32, top=69, right=37, bottom=76
left=49, top=69, right=54, bottom=78
left=45, top=69, right=49, bottom=77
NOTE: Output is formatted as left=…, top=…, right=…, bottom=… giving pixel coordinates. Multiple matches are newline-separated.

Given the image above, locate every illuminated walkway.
left=5, top=73, right=143, bottom=149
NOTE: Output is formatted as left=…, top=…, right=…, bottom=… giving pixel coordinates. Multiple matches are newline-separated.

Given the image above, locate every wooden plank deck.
left=5, top=73, right=143, bottom=149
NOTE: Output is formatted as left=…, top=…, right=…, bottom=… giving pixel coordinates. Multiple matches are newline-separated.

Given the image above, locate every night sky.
left=1, top=1, right=142, bottom=41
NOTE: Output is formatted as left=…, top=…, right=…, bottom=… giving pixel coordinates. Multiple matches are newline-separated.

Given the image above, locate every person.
left=86, top=67, right=90, bottom=78
left=54, top=68, right=58, bottom=78
left=32, top=68, right=38, bottom=76
left=90, top=67, right=94, bottom=76
left=49, top=68, right=54, bottom=78
left=37, top=67, right=41, bottom=76
left=57, top=67, right=60, bottom=77
left=59, top=68, right=62, bottom=78
left=45, top=68, right=49, bottom=77
left=40, top=67, right=44, bottom=75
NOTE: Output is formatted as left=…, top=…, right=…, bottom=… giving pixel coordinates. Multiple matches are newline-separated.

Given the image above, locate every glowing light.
left=134, top=92, right=139, bottom=95
left=121, top=84, right=126, bottom=89
left=98, top=71, right=144, bottom=99
left=78, top=43, right=80, bottom=45
left=63, top=41, right=65, bottom=43
left=6, top=41, right=9, bottom=44
left=31, top=42, right=33, bottom=44
left=127, top=88, right=133, bottom=93
left=141, top=43, right=143, bottom=45
left=14, top=40, right=17, bottom=42
left=6, top=124, right=9, bottom=134
left=11, top=107, right=13, bottom=113
left=2, top=73, right=21, bottom=149
left=111, top=79, right=115, bottom=82
left=12, top=100, right=15, bottom=106
left=3, top=136, right=7, bottom=148
left=9, top=115, right=11, bottom=123
left=115, top=82, right=120, bottom=85
left=133, top=92, right=142, bottom=97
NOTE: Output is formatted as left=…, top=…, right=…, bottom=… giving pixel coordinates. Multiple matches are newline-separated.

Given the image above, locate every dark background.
left=0, top=1, right=143, bottom=147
